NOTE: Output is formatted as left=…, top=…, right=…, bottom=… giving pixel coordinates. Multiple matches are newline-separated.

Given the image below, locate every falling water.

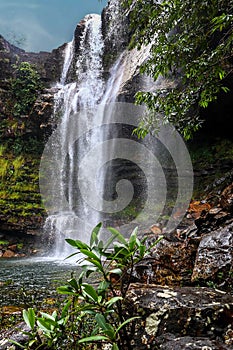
left=43, top=14, right=107, bottom=257
left=42, top=6, right=157, bottom=257
left=41, top=4, right=193, bottom=258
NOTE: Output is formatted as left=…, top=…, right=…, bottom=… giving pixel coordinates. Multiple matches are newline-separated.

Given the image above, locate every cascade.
left=42, top=12, right=132, bottom=257
left=43, top=14, right=106, bottom=256
left=41, top=2, right=193, bottom=258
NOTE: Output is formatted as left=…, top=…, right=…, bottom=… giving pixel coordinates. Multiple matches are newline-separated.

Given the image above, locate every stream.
left=0, top=258, right=79, bottom=308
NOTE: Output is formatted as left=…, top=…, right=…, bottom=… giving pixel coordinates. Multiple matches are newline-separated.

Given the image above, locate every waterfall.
left=42, top=17, right=161, bottom=257
left=43, top=14, right=107, bottom=257
left=41, top=2, right=193, bottom=258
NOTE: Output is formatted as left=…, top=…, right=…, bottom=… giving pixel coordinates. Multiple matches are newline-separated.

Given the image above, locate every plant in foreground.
left=11, top=224, right=162, bottom=349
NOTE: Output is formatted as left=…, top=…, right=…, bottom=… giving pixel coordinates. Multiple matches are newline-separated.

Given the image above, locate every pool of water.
left=0, top=258, right=80, bottom=307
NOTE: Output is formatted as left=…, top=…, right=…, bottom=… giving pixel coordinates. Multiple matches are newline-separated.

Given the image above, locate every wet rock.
left=134, top=235, right=198, bottom=286
left=156, top=334, right=233, bottom=350
left=188, top=200, right=212, bottom=219
left=195, top=208, right=232, bottom=233
left=220, top=183, right=233, bottom=213
left=0, top=322, right=29, bottom=350
left=2, top=249, right=15, bottom=258
left=192, top=223, right=233, bottom=285
left=150, top=224, right=162, bottom=236
left=125, top=284, right=233, bottom=350
left=101, top=0, right=130, bottom=71
left=195, top=182, right=233, bottom=233
left=29, top=90, right=55, bottom=139
left=7, top=244, right=17, bottom=252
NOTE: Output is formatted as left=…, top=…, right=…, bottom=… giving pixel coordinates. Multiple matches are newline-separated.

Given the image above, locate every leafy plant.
left=10, top=61, right=43, bottom=117
left=124, top=0, right=233, bottom=139
left=11, top=224, right=162, bottom=349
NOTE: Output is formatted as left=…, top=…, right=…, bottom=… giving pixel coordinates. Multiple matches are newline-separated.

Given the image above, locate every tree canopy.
left=124, top=0, right=233, bottom=139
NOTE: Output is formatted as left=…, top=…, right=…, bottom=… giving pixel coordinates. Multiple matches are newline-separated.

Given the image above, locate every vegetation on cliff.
left=0, top=61, right=46, bottom=233
left=125, top=0, right=233, bottom=139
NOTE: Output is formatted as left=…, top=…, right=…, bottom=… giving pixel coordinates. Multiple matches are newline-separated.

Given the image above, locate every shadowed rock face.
left=0, top=34, right=63, bottom=83
left=126, top=284, right=233, bottom=350
left=157, top=335, right=233, bottom=350
left=192, top=223, right=233, bottom=282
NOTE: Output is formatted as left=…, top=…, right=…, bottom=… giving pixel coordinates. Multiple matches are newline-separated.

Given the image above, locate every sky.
left=0, top=0, right=108, bottom=52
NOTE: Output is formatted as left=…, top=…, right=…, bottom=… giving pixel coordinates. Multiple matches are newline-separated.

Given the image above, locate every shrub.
left=11, top=224, right=162, bottom=350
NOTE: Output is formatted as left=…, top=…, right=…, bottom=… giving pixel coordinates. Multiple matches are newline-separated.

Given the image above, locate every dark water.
left=0, top=258, right=79, bottom=307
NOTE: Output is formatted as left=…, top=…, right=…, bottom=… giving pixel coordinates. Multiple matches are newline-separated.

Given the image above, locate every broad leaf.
left=82, top=284, right=99, bottom=302
left=57, top=285, right=75, bottom=295
left=68, top=278, right=80, bottom=291
left=105, top=296, right=123, bottom=308
left=107, top=227, right=127, bottom=245
left=23, top=308, right=35, bottom=330
left=90, top=222, right=102, bottom=247
left=66, top=238, right=89, bottom=250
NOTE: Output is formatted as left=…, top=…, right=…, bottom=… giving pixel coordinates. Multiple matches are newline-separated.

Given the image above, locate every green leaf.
left=105, top=296, right=123, bottom=308
left=104, top=233, right=120, bottom=250
left=129, top=227, right=138, bottom=250
left=98, top=280, right=110, bottom=294
left=37, top=319, right=53, bottom=332
left=95, top=314, right=115, bottom=339
left=40, top=312, right=56, bottom=322
left=107, top=227, right=127, bottom=245
left=61, top=300, right=72, bottom=318
left=115, top=316, right=140, bottom=335
left=86, top=258, right=103, bottom=271
left=82, top=264, right=98, bottom=277
left=65, top=252, right=78, bottom=260
left=112, top=344, right=120, bottom=350
left=90, top=222, right=102, bottom=247
left=68, top=278, right=80, bottom=291
left=23, top=308, right=35, bottom=330
left=139, top=244, right=146, bottom=257
left=109, top=268, right=122, bottom=275
left=95, top=313, right=109, bottom=331
left=80, top=249, right=101, bottom=262
left=28, top=339, right=37, bottom=347
left=57, top=285, right=75, bottom=295
left=82, top=284, right=99, bottom=302
left=78, top=335, right=109, bottom=343
left=66, top=238, right=89, bottom=250
left=9, top=340, right=25, bottom=349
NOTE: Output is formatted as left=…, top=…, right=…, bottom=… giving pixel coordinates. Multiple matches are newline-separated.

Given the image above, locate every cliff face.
left=0, top=2, right=133, bottom=238
left=0, top=0, right=232, bottom=243
left=0, top=36, right=63, bottom=237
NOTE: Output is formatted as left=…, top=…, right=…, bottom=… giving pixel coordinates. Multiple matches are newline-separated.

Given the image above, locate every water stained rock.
left=157, top=334, right=233, bottom=350
left=125, top=284, right=233, bottom=350
left=192, top=223, right=233, bottom=286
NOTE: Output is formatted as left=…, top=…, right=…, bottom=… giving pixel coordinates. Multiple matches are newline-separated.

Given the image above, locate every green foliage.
left=13, top=224, right=162, bottom=349
left=0, top=147, right=45, bottom=223
left=11, top=61, right=42, bottom=117
left=125, top=0, right=233, bottom=139
left=0, top=240, right=9, bottom=246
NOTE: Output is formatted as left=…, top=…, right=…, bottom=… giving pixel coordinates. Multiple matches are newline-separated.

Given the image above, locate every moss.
left=0, top=240, right=9, bottom=246
left=189, top=137, right=233, bottom=169
left=188, top=137, right=233, bottom=199
left=0, top=145, right=45, bottom=228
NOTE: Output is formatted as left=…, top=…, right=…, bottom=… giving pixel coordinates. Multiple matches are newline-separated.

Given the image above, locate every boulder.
left=156, top=334, right=233, bottom=350
left=192, top=222, right=233, bottom=287
left=2, top=249, right=15, bottom=258
left=125, top=284, right=233, bottom=349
